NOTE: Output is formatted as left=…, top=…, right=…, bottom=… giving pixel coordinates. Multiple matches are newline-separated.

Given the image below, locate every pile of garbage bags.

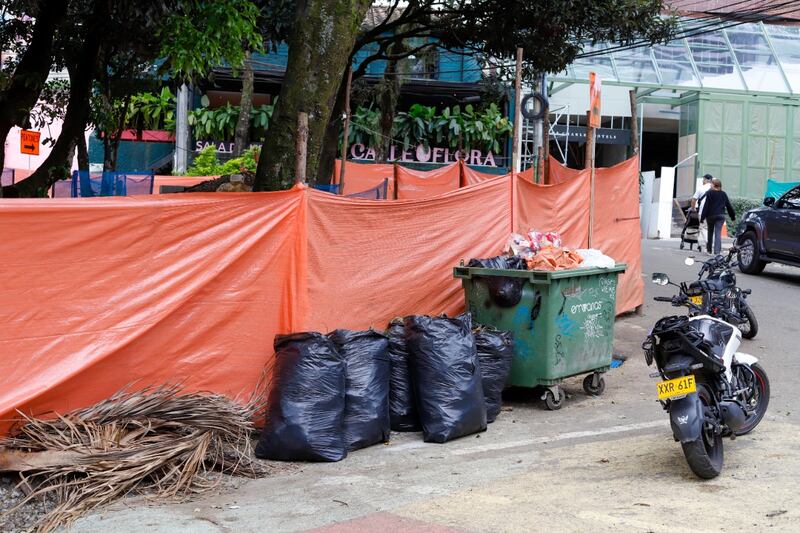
left=255, top=313, right=514, bottom=462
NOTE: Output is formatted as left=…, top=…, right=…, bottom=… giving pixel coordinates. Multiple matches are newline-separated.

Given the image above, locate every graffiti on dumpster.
left=556, top=312, right=577, bottom=337
left=581, top=312, right=606, bottom=339
left=600, top=277, right=617, bottom=295
left=554, top=334, right=566, bottom=367
left=571, top=300, right=603, bottom=314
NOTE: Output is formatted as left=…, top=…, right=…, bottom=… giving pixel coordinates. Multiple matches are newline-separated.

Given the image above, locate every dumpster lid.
left=453, top=263, right=627, bottom=283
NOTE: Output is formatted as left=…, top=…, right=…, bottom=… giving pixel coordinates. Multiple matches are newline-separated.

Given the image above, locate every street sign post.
left=20, top=130, right=40, bottom=155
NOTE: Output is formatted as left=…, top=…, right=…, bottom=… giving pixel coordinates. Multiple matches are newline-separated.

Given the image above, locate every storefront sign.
left=551, top=125, right=630, bottom=146
left=195, top=140, right=260, bottom=153
left=349, top=143, right=498, bottom=167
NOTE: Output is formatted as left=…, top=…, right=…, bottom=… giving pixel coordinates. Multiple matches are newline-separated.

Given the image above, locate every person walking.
left=700, top=178, right=735, bottom=255
left=691, top=174, right=713, bottom=250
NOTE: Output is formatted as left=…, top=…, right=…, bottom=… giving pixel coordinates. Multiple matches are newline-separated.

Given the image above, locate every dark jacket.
left=700, top=189, right=736, bottom=222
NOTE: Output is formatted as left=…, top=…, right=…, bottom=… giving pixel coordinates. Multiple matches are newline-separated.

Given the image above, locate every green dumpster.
left=454, top=264, right=627, bottom=410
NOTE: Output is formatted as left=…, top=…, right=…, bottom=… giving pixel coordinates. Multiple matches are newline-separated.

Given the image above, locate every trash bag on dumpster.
left=467, top=256, right=526, bottom=307
left=404, top=314, right=487, bottom=443
left=255, top=332, right=347, bottom=462
left=467, top=255, right=526, bottom=270
left=474, top=327, right=514, bottom=423
left=330, top=329, right=391, bottom=451
left=387, top=319, right=422, bottom=432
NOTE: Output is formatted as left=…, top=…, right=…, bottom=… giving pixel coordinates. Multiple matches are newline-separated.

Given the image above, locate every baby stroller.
left=680, top=205, right=702, bottom=251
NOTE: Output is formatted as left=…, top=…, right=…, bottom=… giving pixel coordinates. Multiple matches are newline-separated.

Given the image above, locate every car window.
left=778, top=187, right=800, bottom=209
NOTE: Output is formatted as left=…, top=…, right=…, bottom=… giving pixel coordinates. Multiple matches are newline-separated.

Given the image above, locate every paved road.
left=72, top=239, right=800, bottom=533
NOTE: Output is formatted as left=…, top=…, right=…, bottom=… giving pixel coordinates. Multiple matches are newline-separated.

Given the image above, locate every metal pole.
left=586, top=111, right=596, bottom=248
left=339, top=67, right=353, bottom=194
left=173, top=84, right=190, bottom=174
left=511, top=47, right=523, bottom=176
left=541, top=73, right=550, bottom=183
left=295, top=112, right=308, bottom=185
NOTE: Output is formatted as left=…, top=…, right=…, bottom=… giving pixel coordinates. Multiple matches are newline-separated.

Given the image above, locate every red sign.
left=20, top=130, right=40, bottom=155
left=589, top=72, right=602, bottom=129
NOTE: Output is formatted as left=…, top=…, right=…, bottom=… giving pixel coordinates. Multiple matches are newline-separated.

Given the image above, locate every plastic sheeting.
left=765, top=178, right=799, bottom=199
left=333, top=160, right=395, bottom=197
left=395, top=163, right=460, bottom=199
left=0, top=157, right=642, bottom=430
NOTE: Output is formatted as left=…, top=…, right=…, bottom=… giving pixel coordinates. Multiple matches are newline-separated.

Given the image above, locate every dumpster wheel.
left=583, top=373, right=606, bottom=396
left=543, top=388, right=566, bottom=410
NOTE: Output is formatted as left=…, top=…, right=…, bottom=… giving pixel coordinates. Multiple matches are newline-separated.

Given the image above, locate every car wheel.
left=737, top=233, right=766, bottom=275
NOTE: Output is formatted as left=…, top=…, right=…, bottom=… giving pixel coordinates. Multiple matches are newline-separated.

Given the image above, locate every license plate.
left=657, top=375, right=696, bottom=400
left=689, top=295, right=703, bottom=306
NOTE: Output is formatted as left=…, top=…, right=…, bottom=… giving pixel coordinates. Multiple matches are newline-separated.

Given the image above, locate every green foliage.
left=348, top=103, right=512, bottom=153
left=188, top=101, right=275, bottom=140
left=727, top=196, right=764, bottom=234
left=158, top=0, right=264, bottom=79
left=127, top=87, right=176, bottom=131
left=185, top=145, right=259, bottom=176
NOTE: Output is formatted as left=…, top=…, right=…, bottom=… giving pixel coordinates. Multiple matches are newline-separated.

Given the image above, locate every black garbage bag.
left=467, top=255, right=527, bottom=308
left=386, top=319, right=421, bottom=432
left=467, top=255, right=526, bottom=270
left=404, top=314, right=487, bottom=443
left=255, top=332, right=346, bottom=462
left=474, top=327, right=515, bottom=423
left=329, top=329, right=391, bottom=451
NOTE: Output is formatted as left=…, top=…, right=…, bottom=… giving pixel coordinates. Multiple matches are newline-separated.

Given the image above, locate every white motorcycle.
left=645, top=272, right=770, bottom=479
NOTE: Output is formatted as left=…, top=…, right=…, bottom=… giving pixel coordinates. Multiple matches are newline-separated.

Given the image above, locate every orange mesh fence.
left=593, top=157, right=643, bottom=314
left=0, top=157, right=642, bottom=430
left=462, top=164, right=507, bottom=186
left=333, top=160, right=396, bottom=196
left=0, top=189, right=308, bottom=433
left=395, top=162, right=460, bottom=199
left=307, top=177, right=511, bottom=331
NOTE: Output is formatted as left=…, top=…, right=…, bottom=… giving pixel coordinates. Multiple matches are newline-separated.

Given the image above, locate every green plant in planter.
left=394, top=104, right=436, bottom=148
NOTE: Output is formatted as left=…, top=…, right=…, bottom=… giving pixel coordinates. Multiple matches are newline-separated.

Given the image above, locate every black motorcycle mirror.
left=763, top=196, right=775, bottom=207
left=652, top=273, right=670, bottom=285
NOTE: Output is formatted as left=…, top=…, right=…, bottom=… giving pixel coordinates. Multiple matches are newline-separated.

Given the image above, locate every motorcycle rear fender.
left=734, top=352, right=758, bottom=366
left=669, top=393, right=704, bottom=443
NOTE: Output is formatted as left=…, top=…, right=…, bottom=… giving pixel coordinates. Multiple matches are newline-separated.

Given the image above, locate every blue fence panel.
left=312, top=183, right=342, bottom=194
left=347, top=179, right=389, bottom=199
left=70, top=171, right=155, bottom=197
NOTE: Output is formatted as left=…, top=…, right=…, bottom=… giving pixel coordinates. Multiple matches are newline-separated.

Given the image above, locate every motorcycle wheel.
left=738, top=301, right=758, bottom=339
left=681, top=386, right=723, bottom=479
left=734, top=363, right=770, bottom=436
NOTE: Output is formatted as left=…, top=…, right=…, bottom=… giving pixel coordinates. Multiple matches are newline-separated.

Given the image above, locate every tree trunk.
left=76, top=130, right=89, bottom=171
left=376, top=54, right=403, bottom=162
left=253, top=0, right=372, bottom=191
left=4, top=1, right=107, bottom=197
left=0, top=0, right=68, bottom=173
left=233, top=51, right=254, bottom=157
left=316, top=72, right=350, bottom=186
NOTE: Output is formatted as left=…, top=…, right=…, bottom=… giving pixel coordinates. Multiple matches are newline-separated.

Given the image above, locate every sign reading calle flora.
left=20, top=129, right=40, bottom=155
left=196, top=140, right=501, bottom=167
left=349, top=143, right=499, bottom=167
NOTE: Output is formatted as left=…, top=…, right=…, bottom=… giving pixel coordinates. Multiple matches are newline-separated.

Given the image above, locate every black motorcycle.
left=647, top=273, right=770, bottom=479
left=683, top=247, right=758, bottom=339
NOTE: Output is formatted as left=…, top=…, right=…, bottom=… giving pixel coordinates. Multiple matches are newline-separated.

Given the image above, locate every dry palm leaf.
left=0, top=384, right=273, bottom=532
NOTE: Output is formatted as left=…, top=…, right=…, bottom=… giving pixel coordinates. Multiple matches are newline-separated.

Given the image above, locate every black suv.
left=735, top=185, right=800, bottom=274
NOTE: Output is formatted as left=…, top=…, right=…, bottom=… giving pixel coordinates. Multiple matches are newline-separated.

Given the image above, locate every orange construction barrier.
left=333, top=160, right=395, bottom=196
left=0, top=157, right=642, bottom=431
left=395, top=162, right=460, bottom=199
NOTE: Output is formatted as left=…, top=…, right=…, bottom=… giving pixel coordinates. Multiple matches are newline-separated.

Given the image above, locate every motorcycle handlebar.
left=653, top=296, right=674, bottom=302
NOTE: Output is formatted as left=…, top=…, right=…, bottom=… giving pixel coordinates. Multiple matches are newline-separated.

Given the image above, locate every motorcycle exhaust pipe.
left=719, top=400, right=748, bottom=431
